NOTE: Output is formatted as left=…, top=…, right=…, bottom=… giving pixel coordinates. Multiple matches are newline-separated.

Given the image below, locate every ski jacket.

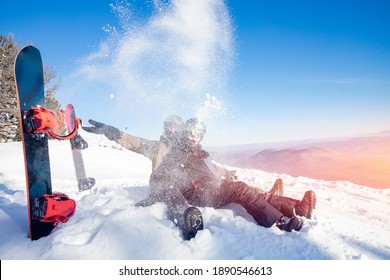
left=115, top=131, right=288, bottom=228
left=115, top=131, right=223, bottom=205
left=149, top=143, right=223, bottom=206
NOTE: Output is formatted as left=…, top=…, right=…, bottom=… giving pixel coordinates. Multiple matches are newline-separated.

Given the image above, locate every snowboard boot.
left=269, top=178, right=284, bottom=196
left=295, top=190, right=316, bottom=219
left=276, top=216, right=303, bottom=232
left=181, top=207, right=203, bottom=240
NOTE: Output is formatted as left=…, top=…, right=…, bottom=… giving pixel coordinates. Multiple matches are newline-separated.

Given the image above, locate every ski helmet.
left=185, top=118, right=206, bottom=142
left=163, top=115, right=185, bottom=136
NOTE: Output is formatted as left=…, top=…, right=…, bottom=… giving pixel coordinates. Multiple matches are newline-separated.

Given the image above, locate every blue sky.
left=2, top=0, right=390, bottom=146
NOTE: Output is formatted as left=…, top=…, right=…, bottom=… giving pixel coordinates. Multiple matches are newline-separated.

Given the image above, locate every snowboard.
left=65, top=104, right=95, bottom=191
left=14, top=45, right=55, bottom=240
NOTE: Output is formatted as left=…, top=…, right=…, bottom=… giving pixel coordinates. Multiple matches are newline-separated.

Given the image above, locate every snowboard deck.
left=65, top=104, right=95, bottom=191
left=14, top=45, right=55, bottom=240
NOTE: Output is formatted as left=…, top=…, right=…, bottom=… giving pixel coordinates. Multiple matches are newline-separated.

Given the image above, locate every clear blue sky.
left=2, top=0, right=390, bottom=146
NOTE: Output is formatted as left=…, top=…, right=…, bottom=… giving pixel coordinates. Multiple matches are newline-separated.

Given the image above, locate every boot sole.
left=183, top=207, right=203, bottom=240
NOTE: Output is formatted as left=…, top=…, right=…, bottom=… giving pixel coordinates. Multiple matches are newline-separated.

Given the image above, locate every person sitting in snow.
left=83, top=116, right=316, bottom=240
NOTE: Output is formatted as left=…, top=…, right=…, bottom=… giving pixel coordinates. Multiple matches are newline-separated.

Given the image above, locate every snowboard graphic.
left=65, top=104, right=95, bottom=191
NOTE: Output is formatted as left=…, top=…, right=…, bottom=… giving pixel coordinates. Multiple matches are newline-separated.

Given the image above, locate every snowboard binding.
left=32, top=193, right=76, bottom=225
left=23, top=105, right=81, bottom=140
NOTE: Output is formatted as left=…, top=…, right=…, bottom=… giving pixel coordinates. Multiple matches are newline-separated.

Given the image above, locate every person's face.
left=186, top=132, right=203, bottom=144
left=186, top=125, right=205, bottom=144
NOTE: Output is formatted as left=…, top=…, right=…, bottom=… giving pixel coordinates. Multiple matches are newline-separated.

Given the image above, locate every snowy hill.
left=0, top=130, right=390, bottom=260
left=212, top=133, right=390, bottom=189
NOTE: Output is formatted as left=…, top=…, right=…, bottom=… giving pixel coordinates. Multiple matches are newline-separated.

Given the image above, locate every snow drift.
left=0, top=130, right=389, bottom=260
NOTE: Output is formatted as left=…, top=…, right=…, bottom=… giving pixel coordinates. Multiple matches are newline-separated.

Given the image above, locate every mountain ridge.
left=210, top=130, right=390, bottom=188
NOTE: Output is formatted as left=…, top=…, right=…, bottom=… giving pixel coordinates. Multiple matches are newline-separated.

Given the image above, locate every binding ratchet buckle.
left=32, top=193, right=76, bottom=225
left=23, top=105, right=80, bottom=140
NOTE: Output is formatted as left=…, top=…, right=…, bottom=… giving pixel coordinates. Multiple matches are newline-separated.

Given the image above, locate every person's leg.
left=267, top=190, right=317, bottom=219
left=219, top=181, right=282, bottom=228
left=219, top=181, right=304, bottom=231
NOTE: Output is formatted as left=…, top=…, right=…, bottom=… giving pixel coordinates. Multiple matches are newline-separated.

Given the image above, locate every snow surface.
left=1, top=130, right=390, bottom=260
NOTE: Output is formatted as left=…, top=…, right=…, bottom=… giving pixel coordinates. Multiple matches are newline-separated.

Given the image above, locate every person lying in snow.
left=83, top=115, right=316, bottom=240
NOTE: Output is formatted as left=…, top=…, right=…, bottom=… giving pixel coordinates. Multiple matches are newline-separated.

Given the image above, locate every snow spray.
left=75, top=0, right=233, bottom=120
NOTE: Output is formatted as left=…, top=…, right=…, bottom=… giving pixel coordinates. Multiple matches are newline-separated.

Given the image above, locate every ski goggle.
left=187, top=124, right=206, bottom=141
left=164, top=121, right=182, bottom=133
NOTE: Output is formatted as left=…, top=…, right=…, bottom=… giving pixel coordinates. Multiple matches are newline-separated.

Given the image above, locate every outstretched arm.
left=83, top=119, right=144, bottom=152
left=83, top=119, right=122, bottom=141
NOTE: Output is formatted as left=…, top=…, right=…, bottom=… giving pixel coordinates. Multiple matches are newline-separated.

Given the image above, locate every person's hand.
left=83, top=119, right=121, bottom=141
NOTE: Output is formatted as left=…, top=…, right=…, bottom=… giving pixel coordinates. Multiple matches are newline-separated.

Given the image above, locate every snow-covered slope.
left=0, top=131, right=389, bottom=260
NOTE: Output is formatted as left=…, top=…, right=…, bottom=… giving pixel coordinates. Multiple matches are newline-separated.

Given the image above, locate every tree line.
left=0, top=34, right=62, bottom=142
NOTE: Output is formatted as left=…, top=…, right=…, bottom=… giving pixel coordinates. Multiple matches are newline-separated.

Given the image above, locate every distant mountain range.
left=210, top=130, right=390, bottom=188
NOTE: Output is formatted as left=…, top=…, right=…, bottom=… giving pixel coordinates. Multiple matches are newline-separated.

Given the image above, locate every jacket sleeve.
left=116, top=132, right=159, bottom=160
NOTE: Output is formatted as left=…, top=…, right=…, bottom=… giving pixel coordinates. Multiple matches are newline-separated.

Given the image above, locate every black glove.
left=83, top=119, right=121, bottom=141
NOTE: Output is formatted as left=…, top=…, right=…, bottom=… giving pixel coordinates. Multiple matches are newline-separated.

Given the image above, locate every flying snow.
left=70, top=0, right=233, bottom=120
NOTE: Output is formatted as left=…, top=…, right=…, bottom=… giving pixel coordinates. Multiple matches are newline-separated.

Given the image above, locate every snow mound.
left=0, top=131, right=389, bottom=259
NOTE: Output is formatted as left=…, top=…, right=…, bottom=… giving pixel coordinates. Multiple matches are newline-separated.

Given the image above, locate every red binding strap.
left=48, top=117, right=81, bottom=140
left=24, top=106, right=80, bottom=141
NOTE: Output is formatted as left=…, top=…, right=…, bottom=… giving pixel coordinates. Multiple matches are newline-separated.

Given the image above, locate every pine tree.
left=0, top=34, right=20, bottom=142
left=0, top=34, right=63, bottom=142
